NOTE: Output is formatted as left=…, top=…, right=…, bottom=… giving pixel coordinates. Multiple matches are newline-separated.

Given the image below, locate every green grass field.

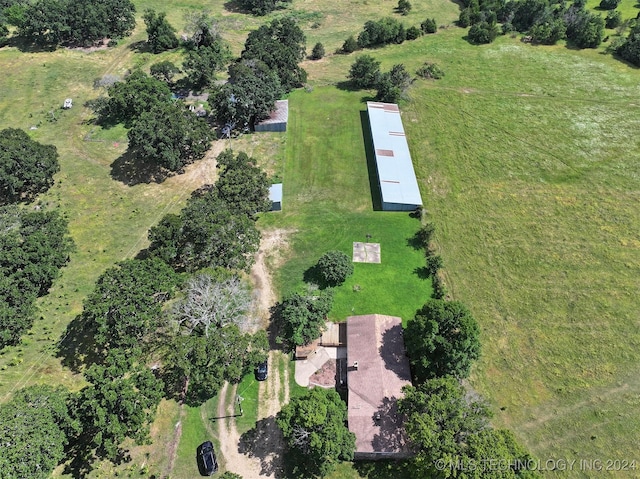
left=1, top=0, right=640, bottom=476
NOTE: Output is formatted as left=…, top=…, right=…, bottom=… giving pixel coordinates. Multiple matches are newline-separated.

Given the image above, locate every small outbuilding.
left=255, top=100, right=288, bottom=132
left=62, top=98, right=73, bottom=109
left=269, top=183, right=283, bottom=211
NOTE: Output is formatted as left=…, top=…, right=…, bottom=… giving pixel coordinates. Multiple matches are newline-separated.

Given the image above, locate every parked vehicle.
left=197, top=441, right=218, bottom=475
left=255, top=360, right=268, bottom=381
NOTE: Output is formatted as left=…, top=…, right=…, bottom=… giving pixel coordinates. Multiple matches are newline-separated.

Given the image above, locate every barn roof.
left=366, top=102, right=422, bottom=208
left=347, top=314, right=412, bottom=457
left=269, top=183, right=283, bottom=202
left=257, top=100, right=289, bottom=126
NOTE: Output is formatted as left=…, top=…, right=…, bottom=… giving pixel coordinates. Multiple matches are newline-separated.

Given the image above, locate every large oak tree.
left=0, top=128, right=59, bottom=205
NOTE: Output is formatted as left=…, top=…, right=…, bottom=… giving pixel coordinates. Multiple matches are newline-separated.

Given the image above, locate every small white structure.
left=269, top=183, right=283, bottom=211
left=63, top=98, right=73, bottom=109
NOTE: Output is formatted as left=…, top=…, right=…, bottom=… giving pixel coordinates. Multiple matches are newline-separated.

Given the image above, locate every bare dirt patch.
left=250, top=228, right=295, bottom=328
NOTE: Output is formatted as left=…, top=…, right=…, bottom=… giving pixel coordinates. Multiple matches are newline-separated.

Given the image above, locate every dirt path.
left=209, top=229, right=294, bottom=478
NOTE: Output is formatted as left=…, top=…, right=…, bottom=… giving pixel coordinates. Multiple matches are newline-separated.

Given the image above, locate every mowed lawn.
left=266, top=87, right=431, bottom=324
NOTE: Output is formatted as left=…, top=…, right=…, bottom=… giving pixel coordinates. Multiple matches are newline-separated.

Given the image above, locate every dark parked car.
left=197, top=441, right=218, bottom=476
left=255, top=360, right=268, bottom=381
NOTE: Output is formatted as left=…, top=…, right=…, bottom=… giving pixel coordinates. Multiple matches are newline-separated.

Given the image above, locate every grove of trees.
left=459, top=0, right=606, bottom=48
left=0, top=128, right=60, bottom=204
left=14, top=0, right=136, bottom=46
left=398, top=377, right=540, bottom=479
left=0, top=206, right=74, bottom=347
left=241, top=17, right=307, bottom=92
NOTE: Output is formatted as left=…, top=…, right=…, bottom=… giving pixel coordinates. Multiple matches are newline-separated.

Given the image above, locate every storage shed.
left=255, top=100, right=288, bottom=132
left=366, top=102, right=423, bottom=211
left=269, top=183, right=283, bottom=211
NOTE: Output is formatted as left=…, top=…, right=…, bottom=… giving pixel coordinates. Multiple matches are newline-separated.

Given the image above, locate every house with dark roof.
left=346, top=314, right=413, bottom=459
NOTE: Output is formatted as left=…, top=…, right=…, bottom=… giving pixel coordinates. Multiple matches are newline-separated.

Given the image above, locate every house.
left=366, top=102, right=423, bottom=211
left=346, top=314, right=413, bottom=460
left=269, top=183, right=283, bottom=211
left=255, top=100, right=288, bottom=132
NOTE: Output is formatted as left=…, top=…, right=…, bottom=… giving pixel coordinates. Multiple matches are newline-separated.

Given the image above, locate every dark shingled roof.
left=346, top=314, right=412, bottom=458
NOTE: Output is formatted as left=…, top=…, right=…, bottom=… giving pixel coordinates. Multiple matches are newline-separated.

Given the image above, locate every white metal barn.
left=366, top=102, right=423, bottom=211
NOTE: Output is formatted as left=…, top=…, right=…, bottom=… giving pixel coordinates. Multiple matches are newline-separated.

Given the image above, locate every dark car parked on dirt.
left=197, top=441, right=218, bottom=476
left=255, top=360, right=268, bottom=381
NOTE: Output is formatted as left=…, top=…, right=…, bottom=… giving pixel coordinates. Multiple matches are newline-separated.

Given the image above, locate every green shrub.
left=317, top=250, right=354, bottom=286
left=416, top=62, right=444, bottom=79
left=311, top=42, right=325, bottom=60
left=421, top=18, right=437, bottom=34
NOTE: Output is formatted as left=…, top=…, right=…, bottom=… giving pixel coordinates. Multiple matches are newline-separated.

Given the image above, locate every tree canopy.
left=164, top=322, right=267, bottom=406
left=183, top=40, right=231, bottom=90
left=277, top=387, right=356, bottom=477
left=399, top=378, right=539, bottom=479
left=72, top=349, right=164, bottom=461
left=241, top=17, right=307, bottom=92
left=616, top=24, right=640, bottom=67
left=0, top=206, right=74, bottom=347
left=98, top=70, right=172, bottom=127
left=212, top=59, right=283, bottom=131
left=238, top=0, right=292, bottom=15
left=127, top=101, right=212, bottom=172
left=276, top=289, right=333, bottom=348
left=316, top=250, right=354, bottom=287
left=357, top=17, right=406, bottom=48
left=215, top=150, right=272, bottom=217
left=0, top=385, right=77, bottom=479
left=16, top=0, right=135, bottom=46
left=80, top=258, right=179, bottom=355
left=405, top=299, right=481, bottom=381
left=348, top=54, right=381, bottom=89
left=143, top=9, right=178, bottom=53
left=0, top=128, right=60, bottom=205
left=149, top=187, right=261, bottom=272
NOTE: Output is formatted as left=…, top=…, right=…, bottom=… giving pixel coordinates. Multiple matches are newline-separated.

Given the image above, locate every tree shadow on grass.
left=223, top=0, right=254, bottom=14
left=5, top=35, right=57, bottom=53
left=413, top=266, right=430, bottom=280
left=335, top=80, right=361, bottom=92
left=238, top=416, right=286, bottom=478
left=56, top=313, right=101, bottom=373
left=360, top=110, right=382, bottom=211
left=110, top=150, right=173, bottom=186
left=353, top=458, right=413, bottom=478
left=128, top=40, right=152, bottom=53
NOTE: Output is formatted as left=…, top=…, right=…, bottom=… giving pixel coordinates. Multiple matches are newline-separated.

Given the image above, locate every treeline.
left=458, top=0, right=630, bottom=47
left=0, top=148, right=272, bottom=475
left=0, top=206, right=74, bottom=348
left=399, top=221, right=541, bottom=479
left=341, top=15, right=439, bottom=53
left=2, top=0, right=135, bottom=46
left=0, top=127, right=71, bottom=348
